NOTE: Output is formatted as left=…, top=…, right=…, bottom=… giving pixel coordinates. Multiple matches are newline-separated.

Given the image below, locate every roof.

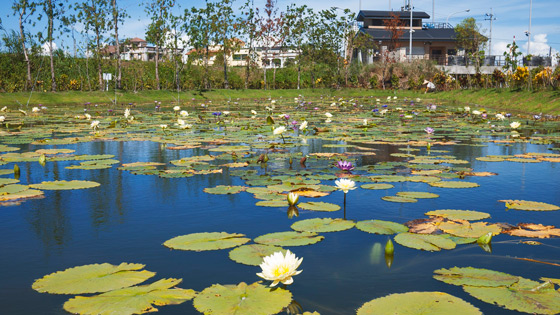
left=360, top=28, right=457, bottom=41
left=129, top=37, right=146, bottom=43
left=357, top=10, right=430, bottom=21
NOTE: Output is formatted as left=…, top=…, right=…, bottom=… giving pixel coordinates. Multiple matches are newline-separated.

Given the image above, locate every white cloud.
left=41, top=42, right=57, bottom=55
left=522, top=33, right=557, bottom=56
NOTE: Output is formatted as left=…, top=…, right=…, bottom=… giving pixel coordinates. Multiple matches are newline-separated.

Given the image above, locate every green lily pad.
left=381, top=196, right=418, bottom=203
left=438, top=221, right=502, bottom=238
left=163, top=232, right=251, bottom=251
left=394, top=233, right=456, bottom=251
left=193, top=282, right=292, bottom=315
left=291, top=218, right=355, bottom=233
left=0, top=144, right=20, bottom=152
left=357, top=291, right=482, bottom=315
left=0, top=178, right=19, bottom=185
left=429, top=181, right=480, bottom=188
left=254, top=231, right=324, bottom=247
left=298, top=201, right=341, bottom=212
left=356, top=220, right=409, bottom=235
left=434, top=267, right=519, bottom=287
left=0, top=184, right=28, bottom=195
left=361, top=183, right=394, bottom=190
left=0, top=169, right=15, bottom=176
left=255, top=200, right=289, bottom=207
left=32, top=263, right=156, bottom=294
left=64, top=278, right=195, bottom=315
left=397, top=191, right=439, bottom=199
left=228, top=244, right=287, bottom=266
left=499, top=200, right=560, bottom=211
left=425, top=209, right=490, bottom=221
left=29, top=180, right=100, bottom=190
left=204, top=185, right=246, bottom=195
left=464, top=278, right=560, bottom=315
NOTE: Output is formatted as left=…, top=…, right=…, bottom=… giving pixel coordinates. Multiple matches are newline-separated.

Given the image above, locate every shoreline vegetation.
left=1, top=89, right=559, bottom=115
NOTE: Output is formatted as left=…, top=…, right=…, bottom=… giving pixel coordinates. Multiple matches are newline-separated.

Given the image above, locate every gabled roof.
left=129, top=37, right=146, bottom=43
left=357, top=10, right=430, bottom=21
left=361, top=28, right=456, bottom=41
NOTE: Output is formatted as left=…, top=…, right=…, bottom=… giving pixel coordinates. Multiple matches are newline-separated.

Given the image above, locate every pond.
left=1, top=98, right=560, bottom=314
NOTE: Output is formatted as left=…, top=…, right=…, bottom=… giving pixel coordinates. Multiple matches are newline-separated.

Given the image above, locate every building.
left=355, top=10, right=458, bottom=65
left=103, top=38, right=184, bottom=62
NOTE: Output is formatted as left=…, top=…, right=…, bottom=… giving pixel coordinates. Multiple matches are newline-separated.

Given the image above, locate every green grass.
left=1, top=88, right=559, bottom=114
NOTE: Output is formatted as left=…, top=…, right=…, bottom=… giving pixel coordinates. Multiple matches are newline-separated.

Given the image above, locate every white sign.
left=103, top=73, right=112, bottom=81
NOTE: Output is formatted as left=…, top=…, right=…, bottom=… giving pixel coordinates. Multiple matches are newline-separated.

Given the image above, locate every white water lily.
left=84, top=113, right=92, bottom=120
left=376, top=98, right=380, bottom=102
left=363, top=119, right=368, bottom=126
left=325, top=118, right=332, bottom=123
left=251, top=110, right=257, bottom=115
left=0, top=106, right=6, bottom=112
left=464, top=106, right=471, bottom=112
left=335, top=178, right=356, bottom=193
left=177, top=119, right=186, bottom=126
left=395, top=107, right=402, bottom=111
left=160, top=124, right=168, bottom=129
left=273, top=126, right=286, bottom=135
left=173, top=106, right=180, bottom=111
left=124, top=108, right=131, bottom=119
left=495, top=113, right=505, bottom=121
left=223, top=111, right=230, bottom=116
left=181, top=124, right=192, bottom=129
left=393, top=96, right=397, bottom=100
left=380, top=109, right=388, bottom=115
left=386, top=96, right=391, bottom=101
left=19, top=109, right=27, bottom=115
left=32, top=107, right=40, bottom=113
left=299, top=121, right=308, bottom=130
left=472, top=110, right=481, bottom=115
left=90, top=120, right=100, bottom=129
left=287, top=192, right=299, bottom=206
left=256, top=250, right=303, bottom=287
left=510, top=121, right=521, bottom=129
left=325, top=112, right=333, bottom=118
left=0, top=116, right=5, bottom=122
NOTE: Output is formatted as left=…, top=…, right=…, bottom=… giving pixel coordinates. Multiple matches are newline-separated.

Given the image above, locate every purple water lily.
left=372, top=108, right=379, bottom=112
left=505, top=113, right=512, bottom=118
left=424, top=127, right=434, bottom=134
left=382, top=105, right=388, bottom=108
left=336, top=160, right=354, bottom=171
left=212, top=111, right=222, bottom=116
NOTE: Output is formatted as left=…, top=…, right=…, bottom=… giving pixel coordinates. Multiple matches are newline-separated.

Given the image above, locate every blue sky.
left=2, top=0, right=558, bottom=58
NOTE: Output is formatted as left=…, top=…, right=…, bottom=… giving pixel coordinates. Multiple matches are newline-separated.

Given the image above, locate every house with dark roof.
left=354, top=10, right=458, bottom=65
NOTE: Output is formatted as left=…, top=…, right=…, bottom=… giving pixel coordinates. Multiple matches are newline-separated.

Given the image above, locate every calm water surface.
left=1, top=137, right=559, bottom=314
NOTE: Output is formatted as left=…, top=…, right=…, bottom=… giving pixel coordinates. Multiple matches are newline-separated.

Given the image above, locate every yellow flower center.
left=272, top=264, right=290, bottom=277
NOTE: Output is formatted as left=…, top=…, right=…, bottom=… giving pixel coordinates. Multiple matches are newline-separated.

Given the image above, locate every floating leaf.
left=255, top=200, right=288, bottom=207
left=356, top=220, right=409, bottom=235
left=0, top=178, right=19, bottom=185
left=504, top=223, right=560, bottom=238
left=29, top=180, right=100, bottom=190
left=397, top=191, right=439, bottom=199
left=405, top=217, right=444, bottom=234
left=32, top=263, right=155, bottom=294
left=204, top=185, right=245, bottom=195
left=361, top=183, right=394, bottom=190
left=356, top=291, right=482, bottom=315
left=499, top=200, right=560, bottom=211
left=163, top=232, right=250, bottom=251
left=429, top=181, right=479, bottom=188
left=63, top=278, right=195, bottom=315
left=193, top=282, right=291, bottom=315
left=381, top=195, right=417, bottom=203
left=254, top=231, right=324, bottom=246
left=425, top=209, right=490, bottom=221
left=394, top=233, right=456, bottom=251
left=298, top=201, right=341, bottom=212
left=438, top=221, right=502, bottom=238
left=229, top=244, right=286, bottom=266
left=433, top=267, right=519, bottom=287
left=291, top=218, right=355, bottom=233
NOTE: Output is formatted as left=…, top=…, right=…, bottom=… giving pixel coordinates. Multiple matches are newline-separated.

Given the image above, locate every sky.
left=2, top=0, right=559, bottom=59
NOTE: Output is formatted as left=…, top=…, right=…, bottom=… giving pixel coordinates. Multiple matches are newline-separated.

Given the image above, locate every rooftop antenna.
left=484, top=8, right=496, bottom=56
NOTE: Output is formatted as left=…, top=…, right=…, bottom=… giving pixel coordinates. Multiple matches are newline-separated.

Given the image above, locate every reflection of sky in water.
left=0, top=138, right=559, bottom=314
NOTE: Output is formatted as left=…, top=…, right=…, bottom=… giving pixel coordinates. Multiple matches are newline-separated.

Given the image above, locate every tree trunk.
left=96, top=29, right=103, bottom=91
left=112, top=0, right=121, bottom=90
left=297, top=62, right=301, bottom=89
left=49, top=40, right=56, bottom=91
left=155, top=45, right=160, bottom=90
left=47, top=0, right=56, bottom=92
left=244, top=46, right=251, bottom=89
left=263, top=48, right=268, bottom=90
left=18, top=10, right=32, bottom=91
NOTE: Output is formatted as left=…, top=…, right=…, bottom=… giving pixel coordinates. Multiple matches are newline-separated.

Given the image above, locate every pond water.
left=1, top=101, right=560, bottom=314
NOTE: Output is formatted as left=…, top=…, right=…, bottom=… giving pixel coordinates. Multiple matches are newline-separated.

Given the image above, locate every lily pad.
left=394, top=233, right=456, bottom=251
left=255, top=200, right=289, bottom=207
left=381, top=195, right=418, bottom=203
left=298, top=201, right=341, bottom=212
left=254, top=231, right=324, bottom=246
left=499, top=200, right=560, bottom=211
left=356, top=220, right=409, bottom=235
left=361, top=183, right=394, bottom=190
left=291, top=218, right=355, bottom=233
left=0, top=178, right=19, bottom=185
left=193, top=282, right=292, bottom=315
left=32, top=263, right=156, bottom=294
left=429, top=181, right=480, bottom=188
left=397, top=191, right=439, bottom=199
left=204, top=185, right=245, bottom=195
left=425, top=209, right=490, bottom=221
left=438, top=221, right=502, bottom=238
left=357, top=291, right=482, bottom=315
left=433, top=267, right=519, bottom=287
left=228, top=244, right=286, bottom=266
left=163, top=232, right=250, bottom=251
left=29, top=180, right=100, bottom=190
left=64, top=278, right=195, bottom=315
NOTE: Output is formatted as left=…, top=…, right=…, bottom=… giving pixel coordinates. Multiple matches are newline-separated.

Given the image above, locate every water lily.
left=0, top=116, right=5, bottom=122
left=472, top=110, right=481, bottom=115
left=180, top=110, right=188, bottom=117
left=223, top=111, right=230, bottom=116
left=32, top=107, right=40, bottom=113
left=173, top=106, right=180, bottom=111
left=325, top=112, right=333, bottom=118
left=325, top=118, right=332, bottom=123
left=0, top=106, right=6, bottom=112
left=84, top=113, right=91, bottom=120
left=424, top=127, right=434, bottom=134
left=335, top=178, right=356, bottom=193
left=90, top=120, right=100, bottom=130
left=464, top=106, right=471, bottom=112
left=510, top=121, right=521, bottom=129
left=19, top=109, right=27, bottom=115
left=380, top=109, right=388, bottom=115
left=495, top=113, right=505, bottom=121
left=273, top=126, right=286, bottom=135
left=212, top=112, right=222, bottom=116
left=124, top=108, right=131, bottom=119
left=299, top=121, right=308, bottom=131
left=336, top=160, right=354, bottom=171
left=251, top=110, right=257, bottom=115
left=287, top=192, right=299, bottom=206
left=256, top=250, right=303, bottom=287
left=363, top=119, right=368, bottom=126
left=160, top=124, right=168, bottom=130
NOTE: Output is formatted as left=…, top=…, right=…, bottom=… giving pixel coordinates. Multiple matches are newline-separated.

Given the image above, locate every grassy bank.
left=1, top=88, right=559, bottom=114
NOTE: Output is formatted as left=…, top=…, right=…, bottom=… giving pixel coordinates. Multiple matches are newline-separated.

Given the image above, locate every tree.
left=210, top=0, right=237, bottom=89
left=111, top=0, right=128, bottom=90
left=76, top=0, right=111, bottom=91
left=256, top=0, right=284, bottom=90
left=185, top=2, right=213, bottom=90
left=381, top=12, right=406, bottom=89
left=145, top=0, right=175, bottom=90
left=284, top=4, right=309, bottom=89
left=238, top=0, right=258, bottom=89
left=38, top=0, right=67, bottom=92
left=12, top=0, right=37, bottom=91
left=167, top=9, right=186, bottom=95
left=455, top=18, right=487, bottom=68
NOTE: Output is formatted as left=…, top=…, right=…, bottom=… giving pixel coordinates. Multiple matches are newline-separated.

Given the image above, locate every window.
left=233, top=54, right=247, bottom=61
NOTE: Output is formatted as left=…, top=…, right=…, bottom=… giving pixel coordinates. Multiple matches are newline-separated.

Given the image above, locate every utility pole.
left=527, top=0, right=532, bottom=90
left=432, top=0, right=434, bottom=24
left=484, top=8, right=496, bottom=56
left=408, top=0, right=413, bottom=61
